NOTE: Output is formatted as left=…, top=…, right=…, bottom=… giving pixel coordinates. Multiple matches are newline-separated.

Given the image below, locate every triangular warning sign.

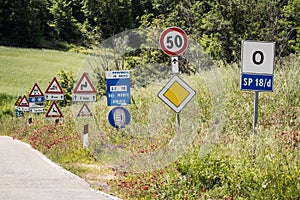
left=77, top=103, right=93, bottom=117
left=45, top=77, right=64, bottom=94
left=45, top=102, right=63, bottom=118
left=15, top=96, right=22, bottom=106
left=29, top=83, right=44, bottom=97
left=73, top=72, right=97, bottom=94
left=18, top=95, right=29, bottom=107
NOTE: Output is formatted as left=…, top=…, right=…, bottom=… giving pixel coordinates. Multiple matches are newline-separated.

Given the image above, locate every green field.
left=0, top=46, right=85, bottom=96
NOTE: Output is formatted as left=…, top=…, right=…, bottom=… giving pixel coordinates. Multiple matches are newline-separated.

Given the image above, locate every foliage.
left=0, top=50, right=299, bottom=199
left=7, top=113, right=94, bottom=164
left=48, top=0, right=82, bottom=44
left=0, top=0, right=47, bottom=47
left=105, top=54, right=299, bottom=199
left=0, top=93, right=15, bottom=120
left=140, top=0, right=300, bottom=63
left=1, top=0, right=299, bottom=62
left=202, top=0, right=300, bottom=62
left=57, top=70, right=75, bottom=107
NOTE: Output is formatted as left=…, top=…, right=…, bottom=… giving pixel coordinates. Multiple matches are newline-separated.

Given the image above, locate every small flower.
left=143, top=185, right=149, bottom=190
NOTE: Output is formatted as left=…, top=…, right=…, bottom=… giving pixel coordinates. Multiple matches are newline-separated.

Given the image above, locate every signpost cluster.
left=72, top=72, right=96, bottom=148
left=158, top=27, right=196, bottom=130
left=13, top=27, right=276, bottom=158
left=14, top=77, right=65, bottom=122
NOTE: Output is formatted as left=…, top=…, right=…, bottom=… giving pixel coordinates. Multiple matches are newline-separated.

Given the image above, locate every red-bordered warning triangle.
left=45, top=102, right=63, bottom=118
left=45, top=77, right=64, bottom=94
left=15, top=96, right=22, bottom=106
left=18, top=95, right=29, bottom=107
left=77, top=103, right=93, bottom=117
left=73, top=72, right=97, bottom=94
left=29, top=83, right=44, bottom=97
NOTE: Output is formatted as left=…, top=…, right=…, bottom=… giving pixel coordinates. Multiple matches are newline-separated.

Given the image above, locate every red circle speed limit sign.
left=159, top=27, right=188, bottom=56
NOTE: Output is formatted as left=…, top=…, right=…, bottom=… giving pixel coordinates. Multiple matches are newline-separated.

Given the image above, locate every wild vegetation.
left=0, top=49, right=299, bottom=199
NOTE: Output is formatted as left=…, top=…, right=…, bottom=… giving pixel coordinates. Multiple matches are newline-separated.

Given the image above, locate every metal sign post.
left=158, top=27, right=195, bottom=132
left=252, top=91, right=259, bottom=160
left=240, top=40, right=275, bottom=161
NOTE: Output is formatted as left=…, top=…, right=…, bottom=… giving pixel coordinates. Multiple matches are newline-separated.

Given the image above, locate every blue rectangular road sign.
left=28, top=96, right=45, bottom=103
left=241, top=73, right=273, bottom=92
left=106, top=70, right=130, bottom=106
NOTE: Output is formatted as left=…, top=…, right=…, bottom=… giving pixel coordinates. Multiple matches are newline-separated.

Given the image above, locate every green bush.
left=0, top=93, right=15, bottom=120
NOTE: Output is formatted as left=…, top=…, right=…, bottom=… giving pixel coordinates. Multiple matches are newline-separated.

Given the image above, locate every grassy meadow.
left=0, top=46, right=85, bottom=96
left=0, top=46, right=299, bottom=199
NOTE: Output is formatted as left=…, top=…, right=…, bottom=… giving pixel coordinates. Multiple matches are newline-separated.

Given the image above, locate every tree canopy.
left=0, top=0, right=299, bottom=62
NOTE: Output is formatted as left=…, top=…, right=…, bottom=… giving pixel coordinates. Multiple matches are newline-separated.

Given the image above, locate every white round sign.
left=241, top=41, right=275, bottom=74
left=159, top=27, right=188, bottom=56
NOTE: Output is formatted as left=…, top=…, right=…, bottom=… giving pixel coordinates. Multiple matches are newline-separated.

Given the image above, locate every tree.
left=82, top=0, right=149, bottom=42
left=138, top=0, right=300, bottom=63
left=0, top=0, right=48, bottom=47
left=194, top=0, right=299, bottom=62
left=57, top=70, right=75, bottom=107
left=49, top=0, right=81, bottom=44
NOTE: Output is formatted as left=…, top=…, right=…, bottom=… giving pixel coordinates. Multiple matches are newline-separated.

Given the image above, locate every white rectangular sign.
left=241, top=41, right=275, bottom=74
left=45, top=94, right=64, bottom=101
left=31, top=107, right=45, bottom=113
left=106, top=70, right=130, bottom=79
left=73, top=94, right=96, bottom=102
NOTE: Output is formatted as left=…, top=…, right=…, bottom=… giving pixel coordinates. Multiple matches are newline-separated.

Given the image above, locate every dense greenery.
left=1, top=0, right=299, bottom=62
left=0, top=93, right=15, bottom=119
left=1, top=53, right=299, bottom=199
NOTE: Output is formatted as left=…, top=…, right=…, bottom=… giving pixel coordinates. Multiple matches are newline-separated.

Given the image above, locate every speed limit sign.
left=159, top=27, right=188, bottom=56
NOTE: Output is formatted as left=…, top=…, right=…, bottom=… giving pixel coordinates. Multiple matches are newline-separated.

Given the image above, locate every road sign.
left=45, top=101, right=63, bottom=118
left=108, top=106, right=131, bottom=128
left=106, top=70, right=130, bottom=106
left=241, top=41, right=275, bottom=91
left=241, top=74, right=273, bottom=91
left=14, top=96, right=22, bottom=110
left=45, top=77, right=64, bottom=100
left=158, top=75, right=195, bottom=113
left=29, top=83, right=45, bottom=113
left=73, top=72, right=97, bottom=102
left=17, top=95, right=30, bottom=112
left=16, top=110, right=24, bottom=118
left=77, top=103, right=92, bottom=117
left=29, top=83, right=44, bottom=97
left=241, top=41, right=275, bottom=74
left=171, top=57, right=179, bottom=73
left=159, top=27, right=188, bottom=56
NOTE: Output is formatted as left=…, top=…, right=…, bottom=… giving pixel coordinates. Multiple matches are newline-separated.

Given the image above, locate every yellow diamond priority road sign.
left=158, top=75, right=196, bottom=113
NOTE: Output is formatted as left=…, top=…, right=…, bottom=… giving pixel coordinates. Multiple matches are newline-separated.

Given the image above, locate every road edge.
left=1, top=136, right=121, bottom=200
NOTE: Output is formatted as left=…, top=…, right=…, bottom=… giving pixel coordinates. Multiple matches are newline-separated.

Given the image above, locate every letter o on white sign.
left=241, top=41, right=275, bottom=74
left=252, top=51, right=264, bottom=65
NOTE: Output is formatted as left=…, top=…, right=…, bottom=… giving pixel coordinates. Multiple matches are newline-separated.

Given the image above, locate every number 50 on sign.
left=159, top=27, right=188, bottom=56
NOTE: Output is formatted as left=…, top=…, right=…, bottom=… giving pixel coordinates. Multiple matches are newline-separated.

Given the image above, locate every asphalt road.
left=0, top=136, right=120, bottom=200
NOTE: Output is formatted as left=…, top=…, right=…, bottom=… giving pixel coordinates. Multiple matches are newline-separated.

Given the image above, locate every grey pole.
left=172, top=57, right=180, bottom=131
left=176, top=112, right=180, bottom=131
left=252, top=91, right=259, bottom=161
